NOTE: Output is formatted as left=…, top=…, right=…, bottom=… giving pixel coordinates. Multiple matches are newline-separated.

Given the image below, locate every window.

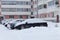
left=1, top=1, right=31, bottom=5
left=48, top=1, right=54, bottom=6
left=38, top=4, right=47, bottom=9
left=26, top=1, right=30, bottom=5
left=19, top=15, right=22, bottom=18
left=19, top=15, right=28, bottom=19
left=31, top=6, right=33, bottom=8
left=44, top=4, right=47, bottom=8
left=2, top=8, right=31, bottom=12
left=2, top=1, right=16, bottom=5
left=31, top=0, right=33, bottom=2
left=9, top=15, right=14, bottom=18
left=38, top=4, right=43, bottom=9
left=2, top=8, right=16, bottom=12
left=22, top=15, right=28, bottom=19
left=55, top=0, right=59, bottom=5
left=31, top=12, right=33, bottom=15
left=19, top=15, right=28, bottom=18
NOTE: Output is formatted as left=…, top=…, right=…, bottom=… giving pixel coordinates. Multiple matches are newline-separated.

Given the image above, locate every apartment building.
left=0, top=0, right=34, bottom=19
left=0, top=0, right=60, bottom=20
left=36, top=0, right=60, bottom=18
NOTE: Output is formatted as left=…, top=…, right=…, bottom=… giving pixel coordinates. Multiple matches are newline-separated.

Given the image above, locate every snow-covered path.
left=0, top=24, right=60, bottom=40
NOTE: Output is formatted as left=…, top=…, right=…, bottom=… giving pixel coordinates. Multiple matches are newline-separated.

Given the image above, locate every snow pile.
left=0, top=24, right=8, bottom=31
left=0, top=22, right=60, bottom=40
left=56, top=23, right=60, bottom=27
left=0, top=27, right=60, bottom=40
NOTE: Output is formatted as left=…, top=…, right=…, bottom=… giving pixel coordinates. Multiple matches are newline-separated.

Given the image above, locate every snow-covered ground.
left=0, top=22, right=60, bottom=40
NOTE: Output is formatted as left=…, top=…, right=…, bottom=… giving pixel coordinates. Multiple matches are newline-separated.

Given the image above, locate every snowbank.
left=0, top=23, right=60, bottom=40
left=0, top=24, right=8, bottom=31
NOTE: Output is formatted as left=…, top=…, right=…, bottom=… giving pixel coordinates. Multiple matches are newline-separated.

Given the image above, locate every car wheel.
left=33, top=25, right=35, bottom=27
left=5, top=24, right=7, bottom=27
left=10, top=26, right=14, bottom=30
left=15, top=26, right=21, bottom=30
left=21, top=25, right=24, bottom=29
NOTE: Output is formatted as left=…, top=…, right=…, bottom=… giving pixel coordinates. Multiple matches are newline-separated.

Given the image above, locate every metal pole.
left=56, top=15, right=59, bottom=23
left=37, top=0, right=38, bottom=18
left=31, top=0, right=33, bottom=18
left=0, top=0, right=1, bottom=15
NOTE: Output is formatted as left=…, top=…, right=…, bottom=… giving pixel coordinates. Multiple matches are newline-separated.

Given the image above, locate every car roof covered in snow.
left=15, top=18, right=47, bottom=27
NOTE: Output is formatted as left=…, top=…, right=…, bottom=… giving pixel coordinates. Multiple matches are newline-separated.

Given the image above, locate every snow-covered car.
left=1, top=19, right=13, bottom=25
left=14, top=18, right=48, bottom=30
left=1, top=20, right=11, bottom=27
left=6, top=19, right=25, bottom=29
left=1, top=20, right=8, bottom=25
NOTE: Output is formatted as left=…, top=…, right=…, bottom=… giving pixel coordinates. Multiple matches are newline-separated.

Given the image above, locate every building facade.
left=36, top=0, right=60, bottom=18
left=0, top=0, right=60, bottom=19
left=1, top=0, right=33, bottom=19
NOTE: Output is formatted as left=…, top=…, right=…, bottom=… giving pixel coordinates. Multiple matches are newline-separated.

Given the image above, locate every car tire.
left=21, top=25, right=25, bottom=29
left=10, top=26, right=14, bottom=30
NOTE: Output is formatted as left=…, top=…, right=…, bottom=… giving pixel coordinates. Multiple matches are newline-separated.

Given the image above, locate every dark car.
left=14, top=19, right=48, bottom=30
left=14, top=22, right=47, bottom=30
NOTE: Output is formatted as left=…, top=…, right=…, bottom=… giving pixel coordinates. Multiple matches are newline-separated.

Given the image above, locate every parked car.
left=14, top=18, right=48, bottom=30
left=1, top=20, right=11, bottom=27
left=1, top=19, right=12, bottom=25
left=6, top=19, right=25, bottom=29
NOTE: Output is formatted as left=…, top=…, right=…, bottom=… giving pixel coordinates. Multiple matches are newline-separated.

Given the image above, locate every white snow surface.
left=0, top=24, right=9, bottom=30
left=0, top=22, right=60, bottom=40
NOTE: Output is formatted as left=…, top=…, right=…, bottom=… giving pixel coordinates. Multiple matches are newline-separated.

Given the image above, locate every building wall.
left=0, top=0, right=1, bottom=15
left=0, top=0, right=60, bottom=19
left=1, top=0, right=31, bottom=19
left=35, top=0, right=60, bottom=18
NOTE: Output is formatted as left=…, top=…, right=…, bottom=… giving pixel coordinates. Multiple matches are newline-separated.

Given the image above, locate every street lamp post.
left=37, top=0, right=38, bottom=18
